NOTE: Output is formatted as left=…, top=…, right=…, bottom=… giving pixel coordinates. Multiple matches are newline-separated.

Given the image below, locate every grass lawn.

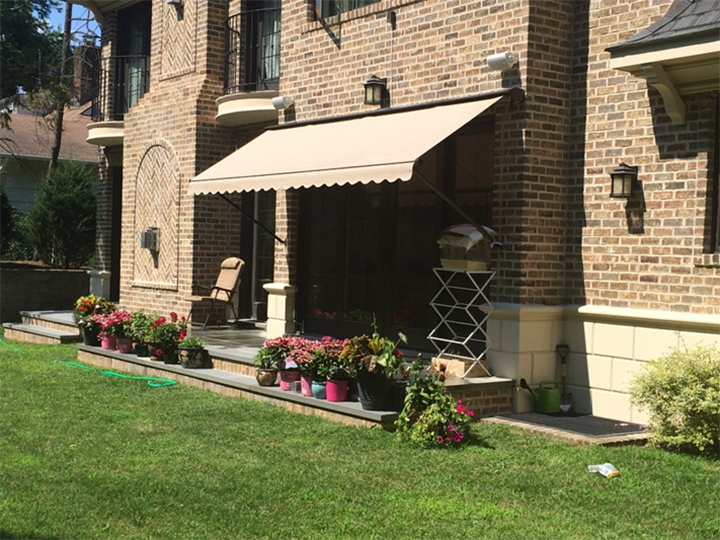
left=1, top=339, right=719, bottom=540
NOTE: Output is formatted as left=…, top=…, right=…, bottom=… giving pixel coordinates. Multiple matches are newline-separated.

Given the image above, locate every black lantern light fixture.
left=609, top=162, right=638, bottom=198
left=364, top=75, right=387, bottom=106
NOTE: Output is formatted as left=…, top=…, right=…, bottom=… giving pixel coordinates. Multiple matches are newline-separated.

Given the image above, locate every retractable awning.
left=189, top=94, right=505, bottom=195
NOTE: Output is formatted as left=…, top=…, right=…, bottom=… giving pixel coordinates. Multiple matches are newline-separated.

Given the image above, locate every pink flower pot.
left=116, top=338, right=133, bottom=354
left=326, top=379, right=349, bottom=402
left=100, top=335, right=117, bottom=350
left=300, top=375, right=316, bottom=397
left=279, top=369, right=301, bottom=391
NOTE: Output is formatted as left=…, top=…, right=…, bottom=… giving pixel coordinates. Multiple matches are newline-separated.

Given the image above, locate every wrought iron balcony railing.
left=90, top=55, right=150, bottom=122
left=224, top=6, right=281, bottom=95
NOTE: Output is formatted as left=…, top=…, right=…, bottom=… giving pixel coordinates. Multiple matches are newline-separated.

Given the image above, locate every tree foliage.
left=0, top=0, right=63, bottom=98
left=23, top=160, right=96, bottom=268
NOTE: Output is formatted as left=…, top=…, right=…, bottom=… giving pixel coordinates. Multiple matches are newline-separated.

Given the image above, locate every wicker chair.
left=186, top=257, right=245, bottom=330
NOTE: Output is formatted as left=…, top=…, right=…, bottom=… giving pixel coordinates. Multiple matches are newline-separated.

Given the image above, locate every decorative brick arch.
left=132, top=140, right=182, bottom=290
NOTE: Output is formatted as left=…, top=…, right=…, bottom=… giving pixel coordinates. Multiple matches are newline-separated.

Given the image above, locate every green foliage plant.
left=22, top=161, right=96, bottom=268
left=339, top=320, right=407, bottom=379
left=178, top=337, right=204, bottom=349
left=395, top=356, right=475, bottom=448
left=630, top=343, right=720, bottom=455
left=127, top=311, right=154, bottom=343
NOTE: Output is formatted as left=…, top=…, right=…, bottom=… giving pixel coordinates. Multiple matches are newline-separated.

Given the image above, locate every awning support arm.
left=218, top=193, right=286, bottom=244
left=413, top=165, right=494, bottom=243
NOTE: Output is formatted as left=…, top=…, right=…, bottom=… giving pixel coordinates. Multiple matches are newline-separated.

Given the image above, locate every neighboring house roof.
left=607, top=0, right=720, bottom=53
left=0, top=104, right=98, bottom=163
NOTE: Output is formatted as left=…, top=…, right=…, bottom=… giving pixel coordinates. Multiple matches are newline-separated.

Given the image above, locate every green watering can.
left=535, top=380, right=561, bottom=414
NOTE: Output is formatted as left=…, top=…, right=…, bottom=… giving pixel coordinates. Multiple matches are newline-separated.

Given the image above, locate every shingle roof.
left=607, top=0, right=720, bottom=53
left=0, top=104, right=99, bottom=163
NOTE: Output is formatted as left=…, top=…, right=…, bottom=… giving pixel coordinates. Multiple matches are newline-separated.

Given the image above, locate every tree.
left=23, top=160, right=96, bottom=268
left=0, top=186, right=16, bottom=255
left=0, top=1, right=63, bottom=125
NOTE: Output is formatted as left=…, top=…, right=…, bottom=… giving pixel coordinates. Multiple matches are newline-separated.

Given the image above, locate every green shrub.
left=0, top=186, right=15, bottom=254
left=630, top=343, right=720, bottom=455
left=22, top=160, right=96, bottom=268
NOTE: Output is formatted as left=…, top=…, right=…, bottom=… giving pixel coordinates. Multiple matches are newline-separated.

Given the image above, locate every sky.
left=45, top=2, right=99, bottom=42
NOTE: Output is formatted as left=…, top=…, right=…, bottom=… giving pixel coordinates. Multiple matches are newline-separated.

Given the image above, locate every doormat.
left=494, top=412, right=647, bottom=438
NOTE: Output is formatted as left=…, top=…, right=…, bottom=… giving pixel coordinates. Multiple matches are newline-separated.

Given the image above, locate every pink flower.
left=437, top=436, right=444, bottom=443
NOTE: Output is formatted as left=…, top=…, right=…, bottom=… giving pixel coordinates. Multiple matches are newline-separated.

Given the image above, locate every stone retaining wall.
left=0, top=266, right=88, bottom=323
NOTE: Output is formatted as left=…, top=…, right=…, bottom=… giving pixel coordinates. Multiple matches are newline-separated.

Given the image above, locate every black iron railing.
left=224, top=6, right=281, bottom=95
left=90, top=55, right=150, bottom=122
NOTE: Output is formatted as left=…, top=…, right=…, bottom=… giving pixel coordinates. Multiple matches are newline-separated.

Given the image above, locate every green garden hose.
left=0, top=336, right=23, bottom=352
left=56, top=359, right=177, bottom=387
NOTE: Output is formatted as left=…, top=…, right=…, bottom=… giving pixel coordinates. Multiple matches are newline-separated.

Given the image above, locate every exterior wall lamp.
left=364, top=75, right=387, bottom=106
left=609, top=162, right=638, bottom=198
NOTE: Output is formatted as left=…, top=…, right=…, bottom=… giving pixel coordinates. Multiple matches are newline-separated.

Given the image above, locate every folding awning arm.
left=218, top=193, right=286, bottom=244
left=412, top=165, right=495, bottom=244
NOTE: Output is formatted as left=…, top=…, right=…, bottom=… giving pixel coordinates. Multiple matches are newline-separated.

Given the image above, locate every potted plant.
left=148, top=312, right=187, bottom=364
left=178, top=336, right=208, bottom=369
left=72, top=294, right=116, bottom=346
left=109, top=309, right=134, bottom=353
left=253, top=346, right=280, bottom=386
left=314, top=337, right=350, bottom=402
left=90, top=309, right=132, bottom=351
left=340, top=323, right=407, bottom=410
left=127, top=311, right=154, bottom=357
left=258, top=336, right=313, bottom=391
left=395, top=356, right=475, bottom=448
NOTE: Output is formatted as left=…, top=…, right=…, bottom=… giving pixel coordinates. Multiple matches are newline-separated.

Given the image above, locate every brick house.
left=75, top=0, right=719, bottom=423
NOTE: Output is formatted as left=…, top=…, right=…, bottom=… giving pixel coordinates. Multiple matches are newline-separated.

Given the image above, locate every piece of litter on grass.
left=588, top=463, right=620, bottom=478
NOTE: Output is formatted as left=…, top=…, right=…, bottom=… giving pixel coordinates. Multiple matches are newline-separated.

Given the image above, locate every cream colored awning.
left=189, top=95, right=503, bottom=195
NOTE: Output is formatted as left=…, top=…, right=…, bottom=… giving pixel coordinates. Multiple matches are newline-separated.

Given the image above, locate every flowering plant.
left=313, top=336, right=350, bottom=381
left=90, top=309, right=133, bottom=339
left=395, top=357, right=475, bottom=448
left=72, top=294, right=116, bottom=331
left=255, top=336, right=317, bottom=371
left=148, top=312, right=187, bottom=349
left=339, top=323, right=407, bottom=378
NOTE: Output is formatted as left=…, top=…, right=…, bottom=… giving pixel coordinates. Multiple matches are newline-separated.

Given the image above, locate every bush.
left=630, top=343, right=720, bottom=455
left=0, top=186, right=15, bottom=254
left=22, top=161, right=96, bottom=268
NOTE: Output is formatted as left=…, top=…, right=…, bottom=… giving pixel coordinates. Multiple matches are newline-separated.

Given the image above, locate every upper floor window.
left=315, top=0, right=382, bottom=19
left=225, top=0, right=280, bottom=93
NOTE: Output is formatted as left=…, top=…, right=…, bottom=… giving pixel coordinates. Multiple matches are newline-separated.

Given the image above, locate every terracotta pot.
left=256, top=368, right=278, bottom=386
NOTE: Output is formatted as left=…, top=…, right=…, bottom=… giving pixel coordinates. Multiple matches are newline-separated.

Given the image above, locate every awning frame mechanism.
left=218, top=193, right=286, bottom=244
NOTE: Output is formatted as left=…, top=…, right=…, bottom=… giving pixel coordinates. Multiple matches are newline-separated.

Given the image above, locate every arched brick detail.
left=132, top=140, right=182, bottom=289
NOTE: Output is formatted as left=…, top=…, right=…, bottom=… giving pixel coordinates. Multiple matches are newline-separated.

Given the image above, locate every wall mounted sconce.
left=141, top=226, right=160, bottom=252
left=166, top=0, right=183, bottom=5
left=271, top=96, right=295, bottom=110
left=364, top=75, right=387, bottom=106
left=609, top=162, right=638, bottom=198
left=487, top=51, right=517, bottom=72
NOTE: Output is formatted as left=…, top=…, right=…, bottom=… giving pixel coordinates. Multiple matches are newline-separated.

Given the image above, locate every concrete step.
left=3, top=322, right=82, bottom=345
left=20, top=310, right=79, bottom=335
